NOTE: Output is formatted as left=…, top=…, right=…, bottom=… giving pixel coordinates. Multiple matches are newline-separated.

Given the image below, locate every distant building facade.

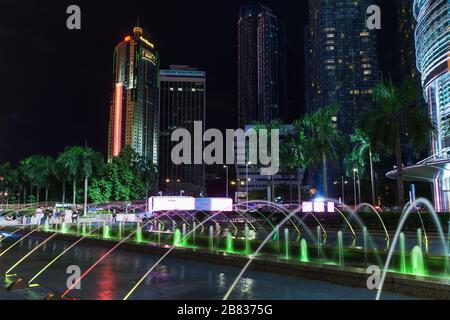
left=159, top=65, right=206, bottom=190
left=238, top=2, right=287, bottom=128
left=305, top=0, right=380, bottom=136
left=108, top=26, right=160, bottom=164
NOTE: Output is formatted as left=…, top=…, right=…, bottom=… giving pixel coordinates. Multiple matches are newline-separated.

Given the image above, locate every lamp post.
left=246, top=162, right=251, bottom=204
left=357, top=170, right=361, bottom=205
left=353, top=169, right=358, bottom=206
left=340, top=176, right=345, bottom=205
left=223, top=165, right=229, bottom=198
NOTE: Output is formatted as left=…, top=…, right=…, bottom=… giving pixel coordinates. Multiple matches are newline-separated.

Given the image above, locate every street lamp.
left=353, top=169, right=358, bottom=206
left=223, top=165, right=229, bottom=198
left=246, top=162, right=251, bottom=204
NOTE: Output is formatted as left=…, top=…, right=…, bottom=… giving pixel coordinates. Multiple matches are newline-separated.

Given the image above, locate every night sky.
left=0, top=0, right=397, bottom=164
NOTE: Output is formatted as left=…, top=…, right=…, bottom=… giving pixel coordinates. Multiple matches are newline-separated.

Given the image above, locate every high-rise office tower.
left=396, top=0, right=426, bottom=165
left=414, top=0, right=449, bottom=157
left=397, top=0, right=420, bottom=82
left=159, top=65, right=206, bottom=190
left=305, top=0, right=380, bottom=136
left=108, top=26, right=160, bottom=164
left=387, top=0, right=450, bottom=212
left=238, top=1, right=287, bottom=128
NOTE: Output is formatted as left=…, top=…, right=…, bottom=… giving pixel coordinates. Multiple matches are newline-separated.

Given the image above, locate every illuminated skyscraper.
left=108, top=26, right=160, bottom=164
left=387, top=0, right=450, bottom=211
left=305, top=0, right=380, bottom=136
left=159, top=65, right=206, bottom=190
left=238, top=2, right=287, bottom=128
left=414, top=0, right=450, bottom=156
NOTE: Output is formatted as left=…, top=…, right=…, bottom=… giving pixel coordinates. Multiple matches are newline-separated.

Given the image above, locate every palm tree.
left=41, top=156, right=54, bottom=203
left=345, top=129, right=380, bottom=205
left=59, top=146, right=83, bottom=207
left=21, top=155, right=48, bottom=203
left=54, top=153, right=70, bottom=205
left=78, top=147, right=104, bottom=215
left=282, top=122, right=311, bottom=204
left=303, top=104, right=342, bottom=198
left=361, top=77, right=432, bottom=207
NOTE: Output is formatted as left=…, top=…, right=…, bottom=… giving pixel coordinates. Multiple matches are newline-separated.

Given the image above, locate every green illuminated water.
left=226, top=231, right=234, bottom=253
left=173, top=228, right=181, bottom=247
left=245, top=224, right=250, bottom=254
left=103, top=224, right=110, bottom=239
left=284, top=228, right=290, bottom=259
left=411, top=245, right=425, bottom=276
left=337, top=231, right=344, bottom=268
left=300, top=239, right=309, bottom=262
left=400, top=232, right=406, bottom=274
left=82, top=223, right=87, bottom=236
left=61, top=223, right=68, bottom=234
left=136, top=223, right=142, bottom=243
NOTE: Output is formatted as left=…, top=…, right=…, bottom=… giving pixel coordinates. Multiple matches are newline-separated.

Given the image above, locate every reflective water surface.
left=0, top=235, right=413, bottom=300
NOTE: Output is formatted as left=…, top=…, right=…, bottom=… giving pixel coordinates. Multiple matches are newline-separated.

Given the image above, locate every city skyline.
left=0, top=0, right=399, bottom=165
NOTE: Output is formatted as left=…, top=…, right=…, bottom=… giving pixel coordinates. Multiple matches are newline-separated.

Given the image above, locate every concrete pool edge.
left=11, top=230, right=450, bottom=300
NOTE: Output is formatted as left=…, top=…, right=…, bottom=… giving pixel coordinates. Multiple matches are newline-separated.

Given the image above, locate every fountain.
left=182, top=223, right=187, bottom=246
left=337, top=231, right=344, bottom=268
left=135, top=223, right=142, bottom=243
left=209, top=225, right=214, bottom=252
left=173, top=228, right=181, bottom=247
left=284, top=228, right=290, bottom=259
left=244, top=224, right=250, bottom=254
left=300, top=239, right=309, bottom=263
left=417, top=229, right=423, bottom=252
left=411, top=246, right=425, bottom=276
left=192, top=222, right=196, bottom=247
left=118, top=221, right=123, bottom=240
left=399, top=232, right=406, bottom=274
left=103, top=224, right=110, bottom=239
left=226, top=231, right=234, bottom=253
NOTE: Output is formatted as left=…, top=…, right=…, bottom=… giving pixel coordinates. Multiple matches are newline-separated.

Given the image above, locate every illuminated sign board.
left=149, top=197, right=233, bottom=213
left=149, top=197, right=196, bottom=213
left=302, top=201, right=335, bottom=213
left=195, top=198, right=233, bottom=212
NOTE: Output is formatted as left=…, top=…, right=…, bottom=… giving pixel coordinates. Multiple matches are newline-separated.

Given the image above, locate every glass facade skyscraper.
left=108, top=26, right=160, bottom=164
left=238, top=2, right=287, bottom=128
left=159, top=66, right=206, bottom=190
left=414, top=0, right=450, bottom=156
left=305, top=0, right=380, bottom=136
left=387, top=0, right=450, bottom=212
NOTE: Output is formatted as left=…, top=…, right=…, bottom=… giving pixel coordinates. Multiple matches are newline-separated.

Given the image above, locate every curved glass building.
left=414, top=0, right=450, bottom=155
left=388, top=0, right=449, bottom=211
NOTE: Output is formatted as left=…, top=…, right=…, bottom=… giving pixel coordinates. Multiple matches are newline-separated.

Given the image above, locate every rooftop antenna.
left=136, top=16, right=140, bottom=27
